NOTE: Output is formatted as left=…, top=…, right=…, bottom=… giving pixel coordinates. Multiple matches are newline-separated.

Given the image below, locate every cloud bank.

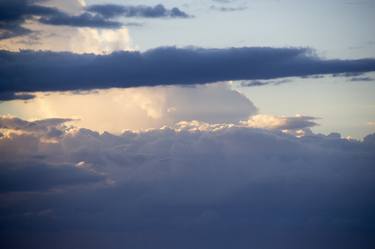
left=0, top=116, right=374, bottom=248
left=1, top=46, right=375, bottom=94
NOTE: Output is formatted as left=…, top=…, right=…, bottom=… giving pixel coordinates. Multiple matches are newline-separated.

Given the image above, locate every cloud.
left=0, top=92, right=35, bottom=101
left=0, top=161, right=105, bottom=192
left=210, top=5, right=247, bottom=12
left=168, top=114, right=318, bottom=133
left=38, top=12, right=122, bottom=28
left=0, top=46, right=375, bottom=94
left=242, top=114, right=318, bottom=137
left=349, top=76, right=374, bottom=82
left=0, top=1, right=190, bottom=40
left=0, top=116, right=374, bottom=248
left=41, top=0, right=86, bottom=15
left=0, top=0, right=58, bottom=39
left=240, top=78, right=292, bottom=87
left=86, top=4, right=190, bottom=19
left=0, top=84, right=256, bottom=133
left=0, top=25, right=133, bottom=55
left=153, top=84, right=257, bottom=124
left=0, top=0, right=121, bottom=39
left=0, top=115, right=73, bottom=132
left=244, top=114, right=318, bottom=130
left=0, top=115, right=74, bottom=142
left=212, top=0, right=236, bottom=3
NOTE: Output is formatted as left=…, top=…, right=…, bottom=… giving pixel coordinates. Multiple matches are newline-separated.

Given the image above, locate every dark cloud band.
left=0, top=46, right=375, bottom=93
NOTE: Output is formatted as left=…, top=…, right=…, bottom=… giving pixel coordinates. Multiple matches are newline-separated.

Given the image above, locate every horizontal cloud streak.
left=86, top=4, right=190, bottom=18
left=1, top=47, right=375, bottom=93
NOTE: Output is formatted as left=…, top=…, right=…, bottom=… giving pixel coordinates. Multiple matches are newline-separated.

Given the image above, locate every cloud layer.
left=1, top=46, right=375, bottom=94
left=0, top=116, right=374, bottom=248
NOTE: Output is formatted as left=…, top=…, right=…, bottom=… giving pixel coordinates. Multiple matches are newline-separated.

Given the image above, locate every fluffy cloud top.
left=0, top=116, right=374, bottom=248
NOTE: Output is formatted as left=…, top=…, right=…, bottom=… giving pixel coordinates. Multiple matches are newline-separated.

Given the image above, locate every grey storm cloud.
left=0, top=0, right=190, bottom=39
left=1, top=47, right=375, bottom=94
left=0, top=117, right=374, bottom=248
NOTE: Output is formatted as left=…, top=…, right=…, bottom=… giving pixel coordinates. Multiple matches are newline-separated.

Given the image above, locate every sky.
left=0, top=0, right=375, bottom=248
